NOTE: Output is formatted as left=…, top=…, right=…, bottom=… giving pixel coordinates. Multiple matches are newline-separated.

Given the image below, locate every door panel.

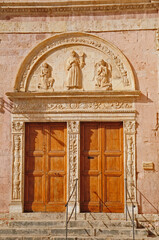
left=80, top=122, right=124, bottom=213
left=80, top=123, right=101, bottom=212
left=25, top=122, right=67, bottom=212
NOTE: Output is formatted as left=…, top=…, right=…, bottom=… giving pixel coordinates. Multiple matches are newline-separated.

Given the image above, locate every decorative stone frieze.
left=12, top=100, right=134, bottom=114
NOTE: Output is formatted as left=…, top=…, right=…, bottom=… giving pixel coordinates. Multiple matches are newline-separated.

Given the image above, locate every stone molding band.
left=0, top=2, right=159, bottom=14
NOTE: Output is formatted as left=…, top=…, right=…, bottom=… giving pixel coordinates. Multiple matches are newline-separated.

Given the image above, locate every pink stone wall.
left=0, top=11, right=159, bottom=213
left=97, top=30, right=159, bottom=214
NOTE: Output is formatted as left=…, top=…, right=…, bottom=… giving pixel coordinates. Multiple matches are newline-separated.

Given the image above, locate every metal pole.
left=124, top=178, right=127, bottom=221
left=132, top=203, right=135, bottom=240
left=66, top=204, right=68, bottom=240
left=75, top=179, right=77, bottom=220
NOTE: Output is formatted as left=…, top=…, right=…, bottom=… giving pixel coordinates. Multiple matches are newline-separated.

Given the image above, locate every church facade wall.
left=0, top=1, right=159, bottom=214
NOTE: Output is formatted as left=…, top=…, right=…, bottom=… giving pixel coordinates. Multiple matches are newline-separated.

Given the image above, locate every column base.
left=9, top=201, right=23, bottom=213
left=125, top=201, right=138, bottom=216
left=68, top=201, right=80, bottom=214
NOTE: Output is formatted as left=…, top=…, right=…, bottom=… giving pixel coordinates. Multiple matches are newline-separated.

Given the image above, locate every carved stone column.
left=124, top=120, right=138, bottom=213
left=10, top=121, right=24, bottom=213
left=67, top=121, right=80, bottom=213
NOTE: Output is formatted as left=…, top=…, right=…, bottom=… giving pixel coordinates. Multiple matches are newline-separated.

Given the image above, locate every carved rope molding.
left=68, top=121, right=80, bottom=201
left=124, top=120, right=136, bottom=202
left=0, top=2, right=158, bottom=14
left=14, top=33, right=135, bottom=92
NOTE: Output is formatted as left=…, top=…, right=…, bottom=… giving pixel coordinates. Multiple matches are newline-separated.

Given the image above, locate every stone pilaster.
left=67, top=121, right=80, bottom=214
left=10, top=121, right=24, bottom=213
left=124, top=120, right=138, bottom=214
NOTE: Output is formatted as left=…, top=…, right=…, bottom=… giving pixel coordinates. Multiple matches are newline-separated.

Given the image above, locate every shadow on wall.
left=134, top=184, right=159, bottom=214
left=0, top=97, right=13, bottom=113
left=134, top=185, right=159, bottom=236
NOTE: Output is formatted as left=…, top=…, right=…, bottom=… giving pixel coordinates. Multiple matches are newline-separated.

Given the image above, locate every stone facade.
left=0, top=0, right=159, bottom=215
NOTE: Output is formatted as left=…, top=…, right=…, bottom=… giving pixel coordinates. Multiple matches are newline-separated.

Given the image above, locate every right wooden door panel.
left=80, top=122, right=124, bottom=213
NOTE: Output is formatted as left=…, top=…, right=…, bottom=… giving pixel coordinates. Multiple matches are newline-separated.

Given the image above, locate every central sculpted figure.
left=66, top=51, right=85, bottom=90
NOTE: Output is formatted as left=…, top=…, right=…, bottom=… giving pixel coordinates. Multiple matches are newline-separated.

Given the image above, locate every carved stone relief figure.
left=38, top=63, right=55, bottom=91
left=94, top=59, right=112, bottom=90
left=66, top=51, right=85, bottom=90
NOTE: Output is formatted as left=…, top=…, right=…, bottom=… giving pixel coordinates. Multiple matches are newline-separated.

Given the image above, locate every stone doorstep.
left=0, top=213, right=127, bottom=221
left=5, top=220, right=134, bottom=228
left=0, top=236, right=155, bottom=240
left=0, top=227, right=148, bottom=237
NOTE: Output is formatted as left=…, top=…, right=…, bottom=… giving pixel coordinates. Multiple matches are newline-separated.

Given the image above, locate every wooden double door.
left=80, top=122, right=124, bottom=213
left=24, top=122, right=67, bottom=212
left=25, top=122, right=124, bottom=213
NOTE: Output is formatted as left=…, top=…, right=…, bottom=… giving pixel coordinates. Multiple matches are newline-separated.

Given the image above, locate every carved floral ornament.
left=12, top=100, right=134, bottom=114
left=14, top=32, right=136, bottom=93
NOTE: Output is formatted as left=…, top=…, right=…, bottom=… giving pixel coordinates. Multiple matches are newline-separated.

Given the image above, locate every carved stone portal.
left=8, top=33, right=138, bottom=213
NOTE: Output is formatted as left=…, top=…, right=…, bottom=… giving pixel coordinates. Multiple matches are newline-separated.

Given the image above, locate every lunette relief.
left=14, top=33, right=134, bottom=92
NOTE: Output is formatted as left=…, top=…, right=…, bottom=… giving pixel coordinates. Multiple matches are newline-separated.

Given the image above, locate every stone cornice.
left=6, top=91, right=141, bottom=99
left=0, top=1, right=159, bottom=14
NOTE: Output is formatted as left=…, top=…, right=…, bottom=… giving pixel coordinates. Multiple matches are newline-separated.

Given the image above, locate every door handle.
left=54, top=173, right=61, bottom=176
left=88, top=156, right=94, bottom=159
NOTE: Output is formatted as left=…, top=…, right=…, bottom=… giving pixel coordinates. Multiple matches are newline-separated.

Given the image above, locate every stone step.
left=0, top=227, right=148, bottom=237
left=0, top=236, right=155, bottom=240
left=4, top=220, right=134, bottom=229
left=95, top=228, right=148, bottom=237
left=0, top=213, right=127, bottom=221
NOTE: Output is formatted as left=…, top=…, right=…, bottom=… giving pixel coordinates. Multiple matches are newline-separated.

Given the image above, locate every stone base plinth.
left=9, top=201, right=23, bottom=213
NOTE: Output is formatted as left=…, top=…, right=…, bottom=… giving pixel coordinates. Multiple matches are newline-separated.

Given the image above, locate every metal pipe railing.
left=125, top=178, right=136, bottom=240
left=65, top=178, right=78, bottom=240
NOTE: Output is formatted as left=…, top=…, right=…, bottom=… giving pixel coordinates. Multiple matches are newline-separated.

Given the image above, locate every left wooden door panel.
left=24, top=123, right=67, bottom=212
left=25, top=123, right=46, bottom=212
